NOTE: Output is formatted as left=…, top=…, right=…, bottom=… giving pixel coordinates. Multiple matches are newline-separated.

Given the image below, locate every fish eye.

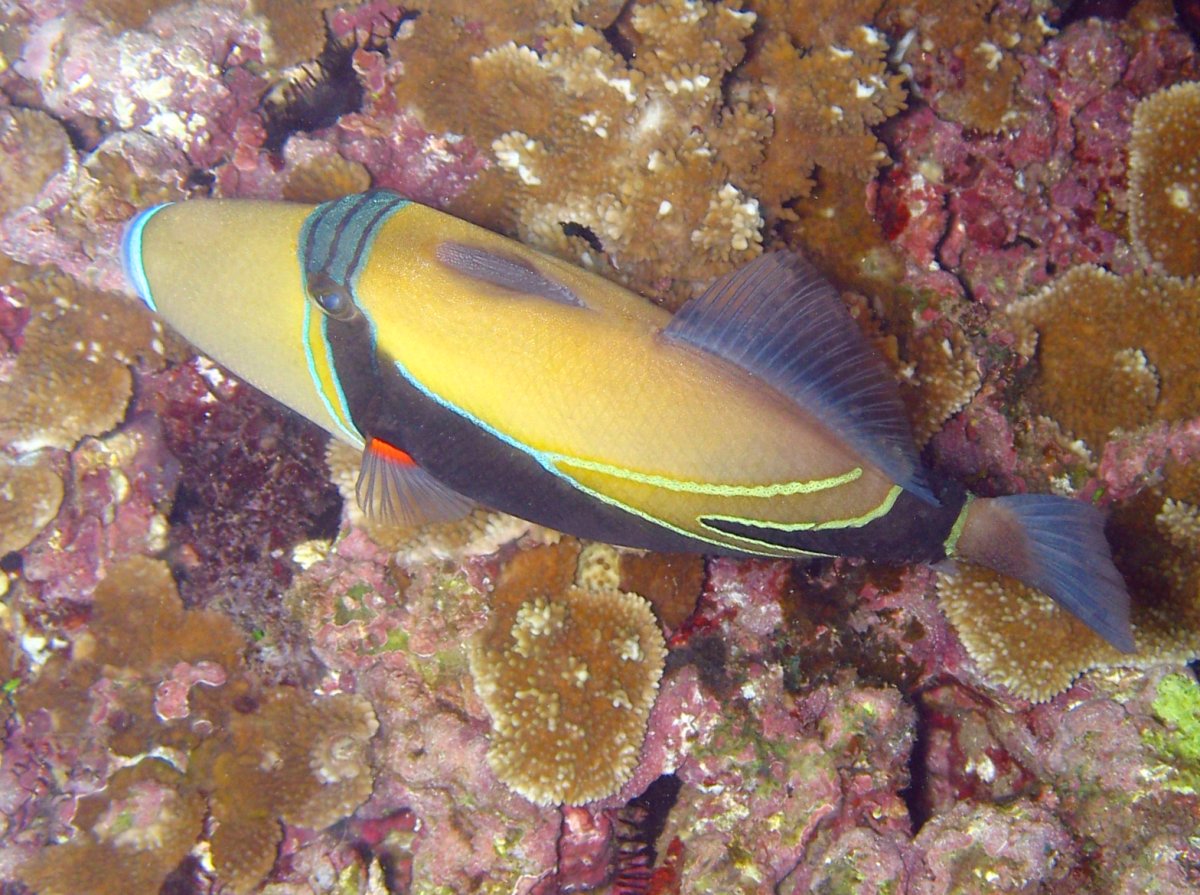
left=306, top=271, right=358, bottom=321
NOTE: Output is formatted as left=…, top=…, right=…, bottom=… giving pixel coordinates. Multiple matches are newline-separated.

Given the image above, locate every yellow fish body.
left=123, top=190, right=1133, bottom=651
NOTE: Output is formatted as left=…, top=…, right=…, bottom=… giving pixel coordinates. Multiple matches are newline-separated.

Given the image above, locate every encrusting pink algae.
left=2, top=1, right=1200, bottom=892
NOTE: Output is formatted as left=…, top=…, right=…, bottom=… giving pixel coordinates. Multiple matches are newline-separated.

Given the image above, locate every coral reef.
left=1010, top=266, right=1200, bottom=448
left=17, top=759, right=208, bottom=895
left=442, top=0, right=766, bottom=297
left=0, top=267, right=158, bottom=453
left=10, top=558, right=377, bottom=895
left=286, top=531, right=563, bottom=890
left=936, top=563, right=1131, bottom=702
left=1128, top=79, right=1200, bottom=276
left=4, top=0, right=1200, bottom=892
left=138, top=359, right=342, bottom=674
left=20, top=414, right=179, bottom=609
left=373, top=0, right=919, bottom=305
left=0, top=108, right=72, bottom=217
left=743, top=0, right=908, bottom=221
left=914, top=668, right=1200, bottom=892
left=878, top=0, right=1057, bottom=133
left=470, top=544, right=667, bottom=805
left=0, top=451, right=62, bottom=556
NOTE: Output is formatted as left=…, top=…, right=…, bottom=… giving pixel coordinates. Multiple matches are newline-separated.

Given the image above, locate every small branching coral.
left=381, top=0, right=914, bottom=306
left=464, top=0, right=764, bottom=297
left=1128, top=80, right=1200, bottom=276
left=741, top=0, right=907, bottom=222
left=13, top=557, right=378, bottom=895
left=469, top=542, right=667, bottom=805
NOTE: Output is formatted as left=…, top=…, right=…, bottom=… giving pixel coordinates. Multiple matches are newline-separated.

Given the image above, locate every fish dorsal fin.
left=435, top=241, right=586, bottom=308
left=357, top=438, right=476, bottom=527
left=663, top=251, right=936, bottom=504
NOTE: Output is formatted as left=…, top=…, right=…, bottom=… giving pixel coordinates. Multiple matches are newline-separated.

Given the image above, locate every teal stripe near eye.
left=297, top=191, right=410, bottom=442
left=299, top=190, right=410, bottom=310
left=301, top=299, right=363, bottom=447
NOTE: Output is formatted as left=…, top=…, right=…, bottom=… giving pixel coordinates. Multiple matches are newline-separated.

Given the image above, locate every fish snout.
left=121, top=203, right=174, bottom=312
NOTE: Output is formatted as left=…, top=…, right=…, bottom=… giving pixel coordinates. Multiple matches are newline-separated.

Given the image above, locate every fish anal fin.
left=662, top=251, right=936, bottom=504
left=356, top=438, right=475, bottom=528
left=435, top=241, right=586, bottom=308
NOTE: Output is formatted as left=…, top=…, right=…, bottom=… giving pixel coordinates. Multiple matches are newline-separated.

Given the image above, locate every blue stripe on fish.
left=122, top=203, right=174, bottom=313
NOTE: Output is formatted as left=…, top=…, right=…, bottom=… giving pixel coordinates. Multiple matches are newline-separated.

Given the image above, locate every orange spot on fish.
left=368, top=437, right=416, bottom=467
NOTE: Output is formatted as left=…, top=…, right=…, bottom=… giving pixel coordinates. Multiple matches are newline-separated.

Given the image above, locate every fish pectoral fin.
left=435, top=241, right=587, bottom=308
left=356, top=438, right=475, bottom=528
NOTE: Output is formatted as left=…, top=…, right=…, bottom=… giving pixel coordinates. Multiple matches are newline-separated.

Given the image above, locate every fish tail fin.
left=948, top=494, right=1135, bottom=652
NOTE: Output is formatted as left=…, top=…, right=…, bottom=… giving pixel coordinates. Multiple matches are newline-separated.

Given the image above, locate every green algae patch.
left=1144, top=673, right=1200, bottom=795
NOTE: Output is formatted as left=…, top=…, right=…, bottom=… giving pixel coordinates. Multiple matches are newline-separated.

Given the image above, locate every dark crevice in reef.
left=613, top=774, right=683, bottom=891
left=260, top=6, right=414, bottom=155
left=561, top=221, right=606, bottom=254
left=601, top=18, right=637, bottom=64
left=261, top=27, right=364, bottom=154
left=902, top=697, right=933, bottom=833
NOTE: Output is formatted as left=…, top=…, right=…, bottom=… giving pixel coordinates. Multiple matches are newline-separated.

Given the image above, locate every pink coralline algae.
left=15, top=5, right=268, bottom=169
left=152, top=660, right=227, bottom=721
left=21, top=413, right=179, bottom=609
left=878, top=15, right=1199, bottom=308
left=285, top=534, right=561, bottom=891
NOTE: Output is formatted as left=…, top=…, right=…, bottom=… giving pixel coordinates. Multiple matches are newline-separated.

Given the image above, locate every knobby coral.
left=381, top=0, right=915, bottom=306
left=1009, top=265, right=1200, bottom=448
left=470, top=543, right=666, bottom=805
left=463, top=0, right=765, bottom=297
left=1128, top=79, right=1200, bottom=276
left=742, top=0, right=907, bottom=220
left=0, top=267, right=159, bottom=453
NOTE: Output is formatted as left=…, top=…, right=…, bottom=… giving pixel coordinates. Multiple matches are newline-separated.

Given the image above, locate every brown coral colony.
left=469, top=543, right=668, bottom=806
left=15, top=560, right=378, bottom=895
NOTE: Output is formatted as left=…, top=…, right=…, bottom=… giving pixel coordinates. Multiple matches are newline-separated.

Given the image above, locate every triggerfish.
left=122, top=189, right=1134, bottom=651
